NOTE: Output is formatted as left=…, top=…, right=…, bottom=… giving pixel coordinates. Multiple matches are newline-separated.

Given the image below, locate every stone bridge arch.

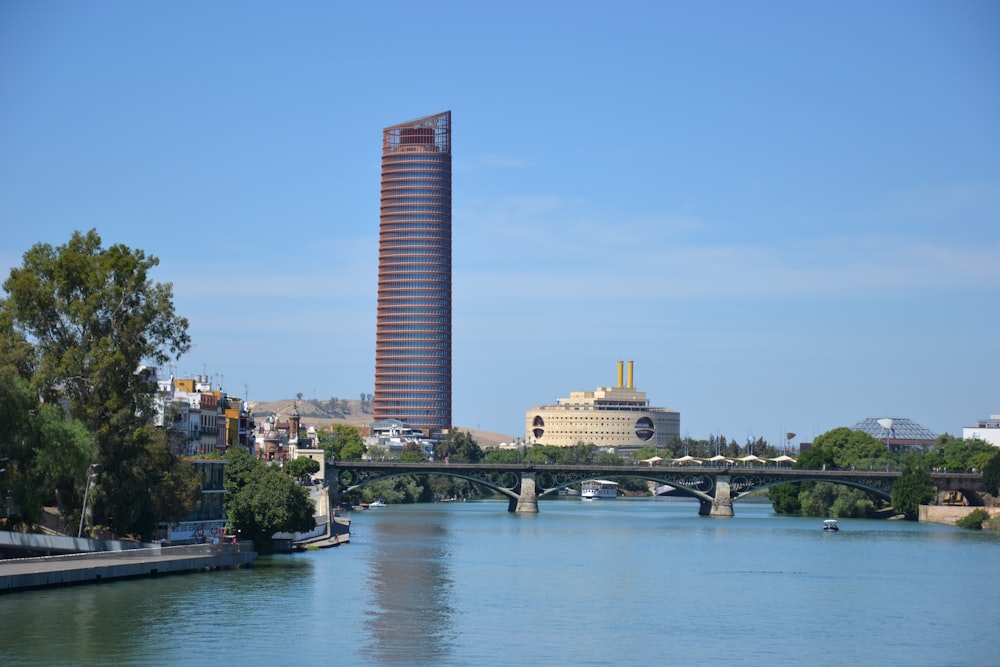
left=334, top=465, right=525, bottom=510
left=725, top=473, right=896, bottom=502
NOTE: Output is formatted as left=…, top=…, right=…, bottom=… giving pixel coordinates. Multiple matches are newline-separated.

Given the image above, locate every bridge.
left=329, top=461, right=986, bottom=516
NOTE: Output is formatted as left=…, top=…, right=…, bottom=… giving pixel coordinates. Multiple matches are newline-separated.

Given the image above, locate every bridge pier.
left=513, top=472, right=539, bottom=513
left=698, top=475, right=734, bottom=517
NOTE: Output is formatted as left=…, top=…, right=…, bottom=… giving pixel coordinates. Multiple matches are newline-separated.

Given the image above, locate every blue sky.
left=2, top=1, right=998, bottom=444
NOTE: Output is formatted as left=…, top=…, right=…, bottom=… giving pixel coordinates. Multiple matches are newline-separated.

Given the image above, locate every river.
left=1, top=498, right=998, bottom=666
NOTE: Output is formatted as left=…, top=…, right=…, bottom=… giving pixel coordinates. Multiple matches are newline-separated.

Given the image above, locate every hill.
left=249, top=398, right=517, bottom=448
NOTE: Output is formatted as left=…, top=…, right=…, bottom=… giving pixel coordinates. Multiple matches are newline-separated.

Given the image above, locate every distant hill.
left=249, top=398, right=517, bottom=448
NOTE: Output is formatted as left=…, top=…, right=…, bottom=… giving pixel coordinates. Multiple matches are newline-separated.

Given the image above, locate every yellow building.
left=525, top=361, right=680, bottom=449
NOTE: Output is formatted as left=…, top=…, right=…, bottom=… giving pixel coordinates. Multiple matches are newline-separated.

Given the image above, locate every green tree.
left=484, top=448, right=522, bottom=463
left=434, top=430, right=483, bottom=463
left=398, top=444, right=428, bottom=463
left=632, top=446, right=658, bottom=461
left=800, top=482, right=838, bottom=516
left=320, top=424, right=365, bottom=461
left=891, top=463, right=936, bottom=520
left=2, top=230, right=191, bottom=539
left=768, top=483, right=803, bottom=515
left=223, top=448, right=315, bottom=552
left=145, top=434, right=202, bottom=525
left=807, top=427, right=887, bottom=469
left=0, top=376, right=96, bottom=528
left=284, top=456, right=320, bottom=481
left=982, top=451, right=1000, bottom=496
left=828, top=486, right=877, bottom=518
left=525, top=445, right=564, bottom=464
left=1, top=292, right=98, bottom=528
left=594, top=450, right=623, bottom=465
left=562, top=442, right=598, bottom=464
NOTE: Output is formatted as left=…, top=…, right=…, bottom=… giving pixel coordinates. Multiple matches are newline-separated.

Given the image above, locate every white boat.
left=823, top=519, right=839, bottom=531
left=581, top=480, right=618, bottom=500
left=368, top=499, right=387, bottom=508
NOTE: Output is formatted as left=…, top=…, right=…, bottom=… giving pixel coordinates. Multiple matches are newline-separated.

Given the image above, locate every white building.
left=963, top=415, right=1000, bottom=446
left=525, top=361, right=680, bottom=450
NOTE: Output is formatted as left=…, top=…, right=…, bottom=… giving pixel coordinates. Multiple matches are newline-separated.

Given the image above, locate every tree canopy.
left=224, top=448, right=315, bottom=552
left=319, top=424, right=366, bottom=461
left=284, top=456, right=321, bottom=480
left=891, top=463, right=936, bottom=520
left=434, top=430, right=483, bottom=463
left=1, top=230, right=193, bottom=538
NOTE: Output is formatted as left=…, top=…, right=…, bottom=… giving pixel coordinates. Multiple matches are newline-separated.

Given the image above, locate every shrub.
left=956, top=508, right=990, bottom=530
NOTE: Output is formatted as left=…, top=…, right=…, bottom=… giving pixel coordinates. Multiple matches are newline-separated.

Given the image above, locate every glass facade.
left=374, top=112, right=452, bottom=435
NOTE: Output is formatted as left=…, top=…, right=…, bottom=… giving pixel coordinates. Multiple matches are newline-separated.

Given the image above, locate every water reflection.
left=362, top=515, right=456, bottom=664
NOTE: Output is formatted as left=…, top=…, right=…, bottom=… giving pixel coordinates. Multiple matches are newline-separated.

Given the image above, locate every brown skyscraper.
left=374, top=111, right=452, bottom=436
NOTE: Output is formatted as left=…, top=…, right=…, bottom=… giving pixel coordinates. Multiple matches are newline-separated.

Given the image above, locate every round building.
left=525, top=361, right=680, bottom=450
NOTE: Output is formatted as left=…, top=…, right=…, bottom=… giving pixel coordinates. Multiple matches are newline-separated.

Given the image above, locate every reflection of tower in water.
left=362, top=519, right=456, bottom=662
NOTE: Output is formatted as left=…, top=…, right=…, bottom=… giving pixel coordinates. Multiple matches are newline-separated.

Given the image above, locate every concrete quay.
left=0, top=543, right=256, bottom=592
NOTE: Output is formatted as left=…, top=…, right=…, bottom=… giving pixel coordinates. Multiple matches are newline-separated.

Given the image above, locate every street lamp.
left=78, top=463, right=99, bottom=538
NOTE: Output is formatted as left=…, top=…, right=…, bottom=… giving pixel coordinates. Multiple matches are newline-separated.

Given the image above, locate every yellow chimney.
left=627, top=360, right=634, bottom=389
left=617, top=361, right=624, bottom=388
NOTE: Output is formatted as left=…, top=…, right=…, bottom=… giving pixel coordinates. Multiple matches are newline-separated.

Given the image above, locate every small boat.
left=368, top=499, right=387, bottom=508
left=823, top=519, right=839, bottom=531
left=581, top=480, right=618, bottom=500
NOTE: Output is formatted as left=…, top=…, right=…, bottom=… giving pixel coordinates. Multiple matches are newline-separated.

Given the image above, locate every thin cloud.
left=457, top=235, right=1000, bottom=303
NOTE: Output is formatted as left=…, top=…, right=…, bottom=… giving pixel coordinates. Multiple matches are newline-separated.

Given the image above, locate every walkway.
left=0, top=543, right=256, bottom=592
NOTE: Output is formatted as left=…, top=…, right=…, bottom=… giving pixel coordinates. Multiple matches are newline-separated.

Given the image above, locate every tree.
left=319, top=424, right=365, bottom=461
left=398, top=443, right=428, bottom=463
left=2, top=283, right=98, bottom=529
left=525, top=445, right=563, bottom=464
left=982, top=452, right=1000, bottom=496
left=632, top=446, right=658, bottom=461
left=434, top=430, right=482, bottom=463
left=768, top=483, right=803, bottom=515
left=484, top=448, right=522, bottom=463
left=2, top=230, right=191, bottom=539
left=562, top=442, right=598, bottom=464
left=891, top=463, right=936, bottom=520
left=806, top=427, right=888, bottom=469
left=223, top=448, right=315, bottom=552
left=284, top=456, right=320, bottom=481
left=144, top=434, right=202, bottom=525
left=0, top=375, right=96, bottom=528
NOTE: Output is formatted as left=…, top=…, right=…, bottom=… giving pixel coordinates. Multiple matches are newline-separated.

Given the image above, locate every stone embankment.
left=0, top=542, right=256, bottom=592
left=920, top=505, right=1000, bottom=526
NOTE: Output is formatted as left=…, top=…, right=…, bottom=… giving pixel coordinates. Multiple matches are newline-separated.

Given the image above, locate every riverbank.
left=919, top=504, right=1000, bottom=526
left=0, top=542, right=256, bottom=592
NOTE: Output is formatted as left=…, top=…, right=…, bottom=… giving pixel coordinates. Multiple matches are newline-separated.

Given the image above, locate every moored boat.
left=823, top=519, right=839, bottom=531
left=581, top=480, right=618, bottom=500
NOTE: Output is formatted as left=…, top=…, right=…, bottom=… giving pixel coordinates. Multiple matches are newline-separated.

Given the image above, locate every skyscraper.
left=374, top=111, right=452, bottom=436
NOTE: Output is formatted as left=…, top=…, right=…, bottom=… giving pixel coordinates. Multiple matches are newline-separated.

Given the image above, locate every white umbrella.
left=768, top=455, right=797, bottom=463
left=673, top=455, right=703, bottom=464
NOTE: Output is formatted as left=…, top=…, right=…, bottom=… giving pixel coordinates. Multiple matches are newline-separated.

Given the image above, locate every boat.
left=581, top=480, right=618, bottom=500
left=368, top=499, right=387, bottom=508
left=823, top=519, right=839, bottom=531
